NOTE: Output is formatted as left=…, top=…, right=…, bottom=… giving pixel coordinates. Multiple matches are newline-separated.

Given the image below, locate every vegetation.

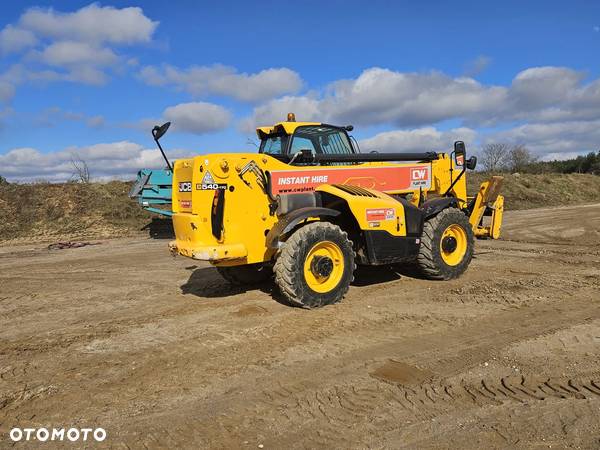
left=480, top=144, right=600, bottom=175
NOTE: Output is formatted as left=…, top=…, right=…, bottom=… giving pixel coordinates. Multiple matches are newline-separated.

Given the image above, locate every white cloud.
left=18, top=4, right=158, bottom=45
left=243, top=66, right=600, bottom=133
left=26, top=40, right=120, bottom=84
left=483, top=119, right=600, bottom=157
left=0, top=141, right=192, bottom=182
left=37, top=40, right=118, bottom=67
left=0, top=4, right=158, bottom=92
left=139, top=64, right=303, bottom=102
left=162, top=102, right=232, bottom=134
left=243, top=67, right=508, bottom=129
left=329, top=68, right=507, bottom=126
left=360, top=127, right=477, bottom=153
left=86, top=115, right=105, bottom=128
left=0, top=25, right=37, bottom=54
left=0, top=80, right=15, bottom=103
left=359, top=119, right=599, bottom=161
left=239, top=95, right=322, bottom=132
left=464, top=55, right=491, bottom=77
left=510, top=66, right=583, bottom=110
left=31, top=106, right=105, bottom=129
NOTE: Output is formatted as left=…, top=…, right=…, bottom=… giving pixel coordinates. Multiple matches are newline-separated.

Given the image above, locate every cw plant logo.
left=411, top=167, right=428, bottom=180
left=9, top=427, right=107, bottom=442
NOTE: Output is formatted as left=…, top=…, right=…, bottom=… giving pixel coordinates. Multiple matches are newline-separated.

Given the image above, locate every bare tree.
left=507, top=145, right=537, bottom=173
left=480, top=143, right=510, bottom=172
left=246, top=137, right=259, bottom=148
left=70, top=155, right=91, bottom=183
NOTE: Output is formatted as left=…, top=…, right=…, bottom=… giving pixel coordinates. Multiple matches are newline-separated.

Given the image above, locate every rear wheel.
left=274, top=222, right=355, bottom=308
left=416, top=207, right=474, bottom=280
left=216, top=263, right=272, bottom=285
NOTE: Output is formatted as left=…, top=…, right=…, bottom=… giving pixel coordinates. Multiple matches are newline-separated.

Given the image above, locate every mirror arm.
left=154, top=135, right=173, bottom=171
left=152, top=124, right=173, bottom=171
left=443, top=165, right=466, bottom=197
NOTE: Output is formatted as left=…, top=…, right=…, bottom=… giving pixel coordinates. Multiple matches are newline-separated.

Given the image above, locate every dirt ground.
left=1, top=204, right=599, bottom=449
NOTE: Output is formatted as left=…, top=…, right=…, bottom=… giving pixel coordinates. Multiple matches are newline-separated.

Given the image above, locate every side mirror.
left=454, top=140, right=465, bottom=154
left=466, top=156, right=477, bottom=170
left=152, top=122, right=171, bottom=141
left=453, top=140, right=466, bottom=166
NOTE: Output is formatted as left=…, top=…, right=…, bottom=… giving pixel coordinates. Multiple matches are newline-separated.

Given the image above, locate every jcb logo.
left=411, top=168, right=428, bottom=180
left=178, top=182, right=192, bottom=192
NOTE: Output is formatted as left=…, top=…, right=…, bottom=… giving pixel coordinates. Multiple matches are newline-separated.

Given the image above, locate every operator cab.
left=257, top=113, right=357, bottom=163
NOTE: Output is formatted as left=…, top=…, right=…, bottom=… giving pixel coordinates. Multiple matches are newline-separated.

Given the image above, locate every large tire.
left=274, top=222, right=355, bottom=308
left=416, top=207, right=474, bottom=280
left=216, top=263, right=272, bottom=285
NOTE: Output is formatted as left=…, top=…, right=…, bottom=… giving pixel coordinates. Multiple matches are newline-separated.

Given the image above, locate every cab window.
left=290, top=136, right=316, bottom=153
left=291, top=126, right=354, bottom=155
left=260, top=133, right=288, bottom=155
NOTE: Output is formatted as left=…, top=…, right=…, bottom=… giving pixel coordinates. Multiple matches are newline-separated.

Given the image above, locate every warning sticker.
left=196, top=170, right=227, bottom=190
left=202, top=171, right=215, bottom=184
left=366, top=208, right=395, bottom=222
left=270, top=165, right=431, bottom=195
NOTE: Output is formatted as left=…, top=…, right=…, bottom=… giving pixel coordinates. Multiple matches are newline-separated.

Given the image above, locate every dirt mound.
left=0, top=181, right=150, bottom=243
left=468, top=172, right=600, bottom=210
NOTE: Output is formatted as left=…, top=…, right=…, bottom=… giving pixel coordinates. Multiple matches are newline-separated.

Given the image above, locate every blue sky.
left=1, top=1, right=599, bottom=181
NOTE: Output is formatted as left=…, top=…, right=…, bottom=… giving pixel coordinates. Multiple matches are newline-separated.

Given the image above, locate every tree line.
left=479, top=143, right=600, bottom=175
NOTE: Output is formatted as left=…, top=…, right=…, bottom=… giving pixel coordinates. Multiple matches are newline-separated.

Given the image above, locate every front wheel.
left=274, top=222, right=355, bottom=308
left=416, top=208, right=474, bottom=280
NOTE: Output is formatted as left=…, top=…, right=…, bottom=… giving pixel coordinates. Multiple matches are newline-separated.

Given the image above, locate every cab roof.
left=256, top=120, right=321, bottom=139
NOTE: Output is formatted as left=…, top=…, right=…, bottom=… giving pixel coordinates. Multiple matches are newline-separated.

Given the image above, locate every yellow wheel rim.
left=303, top=241, right=345, bottom=293
left=440, top=224, right=468, bottom=266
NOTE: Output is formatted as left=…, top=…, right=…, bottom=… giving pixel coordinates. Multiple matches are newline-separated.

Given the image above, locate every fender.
left=266, top=207, right=340, bottom=249
left=421, top=197, right=459, bottom=219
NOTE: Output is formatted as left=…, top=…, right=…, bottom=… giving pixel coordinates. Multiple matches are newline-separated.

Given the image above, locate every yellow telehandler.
left=163, top=114, right=504, bottom=307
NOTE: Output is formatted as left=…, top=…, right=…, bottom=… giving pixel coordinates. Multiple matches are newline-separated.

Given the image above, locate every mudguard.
left=266, top=207, right=340, bottom=249
left=421, top=197, right=459, bottom=219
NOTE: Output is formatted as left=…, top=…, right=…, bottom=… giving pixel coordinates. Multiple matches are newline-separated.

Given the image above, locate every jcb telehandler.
left=160, top=114, right=504, bottom=308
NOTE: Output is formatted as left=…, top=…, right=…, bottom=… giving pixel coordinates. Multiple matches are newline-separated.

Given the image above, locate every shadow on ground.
left=181, top=262, right=424, bottom=307
left=142, top=218, right=174, bottom=239
left=180, top=266, right=294, bottom=307
left=352, top=265, right=404, bottom=286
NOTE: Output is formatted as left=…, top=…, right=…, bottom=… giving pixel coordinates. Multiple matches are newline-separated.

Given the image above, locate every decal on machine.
left=178, top=181, right=192, bottom=192
left=270, top=165, right=431, bottom=195
left=196, top=170, right=227, bottom=190
left=409, top=167, right=430, bottom=188
left=366, top=208, right=395, bottom=222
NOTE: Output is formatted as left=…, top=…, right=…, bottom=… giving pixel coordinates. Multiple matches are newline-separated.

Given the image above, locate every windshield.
left=259, top=126, right=354, bottom=155
left=293, top=126, right=354, bottom=155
